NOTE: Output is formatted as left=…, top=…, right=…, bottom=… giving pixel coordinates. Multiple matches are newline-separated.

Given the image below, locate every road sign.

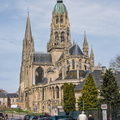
left=101, top=104, right=107, bottom=110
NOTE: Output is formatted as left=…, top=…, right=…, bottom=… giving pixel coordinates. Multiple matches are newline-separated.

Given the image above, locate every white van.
left=11, top=105, right=20, bottom=109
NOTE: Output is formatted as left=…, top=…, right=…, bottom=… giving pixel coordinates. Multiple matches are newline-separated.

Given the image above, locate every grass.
left=0, top=108, right=42, bottom=115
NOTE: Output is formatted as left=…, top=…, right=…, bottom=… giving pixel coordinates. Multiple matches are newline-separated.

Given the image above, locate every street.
left=6, top=113, right=24, bottom=120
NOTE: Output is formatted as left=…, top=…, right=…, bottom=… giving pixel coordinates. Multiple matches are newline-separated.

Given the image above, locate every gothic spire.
left=24, top=12, right=32, bottom=40
left=83, top=31, right=88, bottom=48
left=90, top=45, right=94, bottom=67
left=83, top=31, right=89, bottom=56
left=90, top=45, right=94, bottom=56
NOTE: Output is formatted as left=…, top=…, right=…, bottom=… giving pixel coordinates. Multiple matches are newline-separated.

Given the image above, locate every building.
left=0, top=90, right=8, bottom=108
left=0, top=90, right=19, bottom=109
left=19, top=0, right=101, bottom=114
left=7, top=93, right=19, bottom=108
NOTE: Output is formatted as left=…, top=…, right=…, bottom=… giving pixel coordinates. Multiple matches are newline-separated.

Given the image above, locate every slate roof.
left=41, top=78, right=48, bottom=84
left=69, top=44, right=84, bottom=55
left=74, top=81, right=85, bottom=91
left=47, top=68, right=54, bottom=73
left=114, top=71, right=120, bottom=88
left=33, top=53, right=52, bottom=63
left=74, top=70, right=102, bottom=91
left=92, top=70, right=102, bottom=88
left=7, top=93, right=19, bottom=98
left=59, top=44, right=84, bottom=61
left=56, top=70, right=89, bottom=80
left=74, top=70, right=120, bottom=91
left=0, top=91, right=8, bottom=98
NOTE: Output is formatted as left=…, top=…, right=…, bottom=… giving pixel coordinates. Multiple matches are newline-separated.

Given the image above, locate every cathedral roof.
left=47, top=68, right=54, bottom=73
left=56, top=70, right=88, bottom=80
left=74, top=70, right=103, bottom=91
left=41, top=78, right=48, bottom=84
left=33, top=53, right=52, bottom=63
left=74, top=70, right=120, bottom=91
left=69, top=44, right=84, bottom=55
left=53, top=0, right=67, bottom=14
left=114, top=71, right=120, bottom=87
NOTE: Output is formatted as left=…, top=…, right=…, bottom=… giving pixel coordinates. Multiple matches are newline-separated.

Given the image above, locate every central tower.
left=47, top=0, right=72, bottom=64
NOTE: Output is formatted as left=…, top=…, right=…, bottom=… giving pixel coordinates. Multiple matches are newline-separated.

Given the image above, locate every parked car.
left=11, top=118, right=22, bottom=120
left=29, top=115, right=37, bottom=120
left=0, top=112, right=4, bottom=120
left=38, top=116, right=50, bottom=120
left=30, top=115, right=51, bottom=120
left=23, top=115, right=32, bottom=120
left=46, top=115, right=73, bottom=120
left=37, top=115, right=51, bottom=119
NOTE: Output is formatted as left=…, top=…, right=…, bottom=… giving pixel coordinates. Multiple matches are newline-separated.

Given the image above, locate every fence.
left=58, top=107, right=120, bottom=120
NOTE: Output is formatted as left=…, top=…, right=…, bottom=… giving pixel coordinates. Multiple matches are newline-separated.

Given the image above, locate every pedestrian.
left=77, top=111, right=88, bottom=120
left=88, top=114, right=94, bottom=120
left=5, top=114, right=8, bottom=120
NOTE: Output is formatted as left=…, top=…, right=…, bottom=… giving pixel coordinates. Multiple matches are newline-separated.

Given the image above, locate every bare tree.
left=109, top=54, right=120, bottom=71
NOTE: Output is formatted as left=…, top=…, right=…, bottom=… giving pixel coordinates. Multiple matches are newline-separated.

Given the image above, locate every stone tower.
left=19, top=13, right=34, bottom=103
left=47, top=0, right=72, bottom=64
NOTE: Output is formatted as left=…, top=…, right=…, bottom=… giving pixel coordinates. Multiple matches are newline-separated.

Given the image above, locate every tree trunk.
left=109, top=105, right=112, bottom=120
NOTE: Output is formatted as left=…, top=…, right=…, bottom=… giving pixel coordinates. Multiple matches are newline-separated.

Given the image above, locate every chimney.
left=102, top=66, right=106, bottom=73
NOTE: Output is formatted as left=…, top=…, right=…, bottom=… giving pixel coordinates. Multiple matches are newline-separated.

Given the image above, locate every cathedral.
left=19, top=0, right=101, bottom=114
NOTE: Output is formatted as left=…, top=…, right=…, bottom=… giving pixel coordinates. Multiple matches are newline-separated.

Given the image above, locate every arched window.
left=60, top=15, right=63, bottom=23
left=42, top=88, right=44, bottom=100
left=56, top=86, right=59, bottom=99
left=50, top=78, right=52, bottom=83
left=72, top=59, right=75, bottom=69
left=52, top=87, right=55, bottom=99
left=35, top=67, right=44, bottom=84
left=84, top=60, right=87, bottom=70
left=56, top=16, right=59, bottom=24
left=67, top=60, right=70, bottom=73
left=67, top=29, right=69, bottom=41
left=55, top=32, right=59, bottom=40
left=61, top=32, right=64, bottom=42
left=79, top=59, right=82, bottom=69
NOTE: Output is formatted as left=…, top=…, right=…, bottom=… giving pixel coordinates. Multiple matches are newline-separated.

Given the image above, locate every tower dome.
left=53, top=0, right=67, bottom=14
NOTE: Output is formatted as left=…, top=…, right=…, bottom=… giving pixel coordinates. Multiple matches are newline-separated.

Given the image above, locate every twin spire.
left=24, top=10, right=32, bottom=40
left=83, top=31, right=94, bottom=57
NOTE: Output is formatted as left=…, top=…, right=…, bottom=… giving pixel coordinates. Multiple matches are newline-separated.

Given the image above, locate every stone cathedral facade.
left=19, top=0, right=100, bottom=114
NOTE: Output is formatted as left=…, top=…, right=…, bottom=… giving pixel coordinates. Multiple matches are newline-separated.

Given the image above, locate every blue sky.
left=0, top=0, right=120, bottom=93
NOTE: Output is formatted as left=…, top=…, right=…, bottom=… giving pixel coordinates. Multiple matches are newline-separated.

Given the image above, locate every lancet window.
left=56, top=16, right=59, bottom=24
left=42, top=88, right=44, bottom=100
left=79, top=59, right=82, bottom=69
left=72, top=59, right=75, bottom=69
left=56, top=86, right=59, bottom=98
left=60, top=15, right=63, bottom=23
left=52, top=87, right=55, bottom=99
left=35, top=67, right=44, bottom=84
left=55, top=32, right=59, bottom=40
left=61, top=32, right=64, bottom=42
left=67, top=60, right=70, bottom=72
